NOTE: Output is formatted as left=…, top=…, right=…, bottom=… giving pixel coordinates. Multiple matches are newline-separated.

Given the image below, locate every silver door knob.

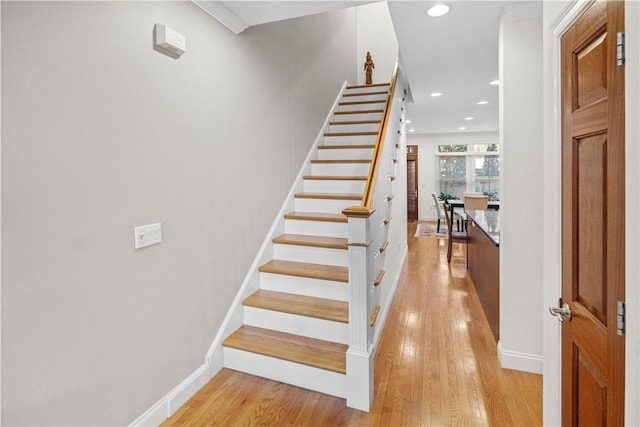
left=549, top=302, right=572, bottom=322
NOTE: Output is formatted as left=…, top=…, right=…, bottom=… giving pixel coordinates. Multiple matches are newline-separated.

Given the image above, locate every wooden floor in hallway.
left=162, top=222, right=542, bottom=426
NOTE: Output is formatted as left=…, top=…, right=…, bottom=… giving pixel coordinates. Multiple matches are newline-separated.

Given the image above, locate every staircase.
left=222, top=83, right=391, bottom=403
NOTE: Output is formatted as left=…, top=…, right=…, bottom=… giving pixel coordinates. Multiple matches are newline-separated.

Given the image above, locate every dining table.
left=447, top=199, right=500, bottom=231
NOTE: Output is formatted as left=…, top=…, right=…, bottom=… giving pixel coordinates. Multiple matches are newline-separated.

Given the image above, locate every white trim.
left=497, top=341, right=543, bottom=374
left=165, top=365, right=212, bottom=416
left=624, top=1, right=640, bottom=425
left=541, top=1, right=590, bottom=425
left=191, top=1, right=248, bottom=34
left=372, top=245, right=407, bottom=350
left=129, top=364, right=211, bottom=427
left=543, top=2, right=590, bottom=426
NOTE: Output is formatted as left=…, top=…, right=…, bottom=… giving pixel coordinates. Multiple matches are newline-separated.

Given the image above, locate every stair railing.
left=342, top=59, right=402, bottom=411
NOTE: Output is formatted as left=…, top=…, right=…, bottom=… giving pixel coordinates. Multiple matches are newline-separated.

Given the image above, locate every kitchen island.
left=466, top=209, right=500, bottom=341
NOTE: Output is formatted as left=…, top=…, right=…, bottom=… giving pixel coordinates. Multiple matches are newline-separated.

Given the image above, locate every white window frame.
left=435, top=144, right=500, bottom=197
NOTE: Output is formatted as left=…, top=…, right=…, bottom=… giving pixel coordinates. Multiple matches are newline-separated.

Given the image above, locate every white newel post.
left=343, top=206, right=375, bottom=411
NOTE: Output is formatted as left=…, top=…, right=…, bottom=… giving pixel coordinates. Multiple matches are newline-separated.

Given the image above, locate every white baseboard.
left=129, top=364, right=214, bottom=427
left=497, top=340, right=543, bottom=374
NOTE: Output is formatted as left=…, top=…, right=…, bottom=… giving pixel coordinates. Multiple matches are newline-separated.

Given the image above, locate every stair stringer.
left=203, top=81, right=350, bottom=374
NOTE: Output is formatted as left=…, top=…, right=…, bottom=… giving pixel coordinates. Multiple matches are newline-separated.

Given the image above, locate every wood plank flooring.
left=163, top=222, right=542, bottom=426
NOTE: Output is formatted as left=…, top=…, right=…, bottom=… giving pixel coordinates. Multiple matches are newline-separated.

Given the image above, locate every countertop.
left=466, top=210, right=500, bottom=246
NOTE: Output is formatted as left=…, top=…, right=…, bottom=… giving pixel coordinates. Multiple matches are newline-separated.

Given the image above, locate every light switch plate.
left=134, top=223, right=162, bottom=249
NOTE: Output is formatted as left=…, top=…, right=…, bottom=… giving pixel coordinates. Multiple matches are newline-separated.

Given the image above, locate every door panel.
left=560, top=0, right=625, bottom=425
left=575, top=133, right=607, bottom=324
left=407, top=145, right=418, bottom=221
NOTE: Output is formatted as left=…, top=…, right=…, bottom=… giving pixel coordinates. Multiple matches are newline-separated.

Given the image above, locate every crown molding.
left=191, top=1, right=248, bottom=34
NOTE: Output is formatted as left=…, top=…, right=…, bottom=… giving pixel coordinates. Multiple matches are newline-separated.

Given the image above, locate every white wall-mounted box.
left=154, top=24, right=186, bottom=57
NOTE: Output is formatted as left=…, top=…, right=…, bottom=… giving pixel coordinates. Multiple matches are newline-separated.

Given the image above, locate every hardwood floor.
left=162, top=222, right=542, bottom=426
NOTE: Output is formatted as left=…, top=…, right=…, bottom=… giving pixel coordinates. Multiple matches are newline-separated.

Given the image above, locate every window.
left=437, top=143, right=500, bottom=200
left=438, top=144, right=468, bottom=198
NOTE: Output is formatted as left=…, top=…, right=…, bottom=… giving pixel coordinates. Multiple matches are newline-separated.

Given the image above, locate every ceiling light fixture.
left=459, top=126, right=467, bottom=130
left=408, top=128, right=416, bottom=133
left=464, top=117, right=474, bottom=121
left=489, top=80, right=500, bottom=86
left=427, top=4, right=450, bottom=17
left=405, top=119, right=412, bottom=124
left=476, top=100, right=489, bottom=105
left=430, top=92, right=443, bottom=97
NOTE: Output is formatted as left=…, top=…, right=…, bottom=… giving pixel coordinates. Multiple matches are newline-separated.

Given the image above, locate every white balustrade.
left=343, top=60, right=404, bottom=411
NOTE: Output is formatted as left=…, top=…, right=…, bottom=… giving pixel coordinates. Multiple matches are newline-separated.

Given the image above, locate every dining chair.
left=464, top=194, right=489, bottom=210
left=432, top=192, right=463, bottom=232
left=443, top=201, right=468, bottom=263
left=462, top=194, right=489, bottom=231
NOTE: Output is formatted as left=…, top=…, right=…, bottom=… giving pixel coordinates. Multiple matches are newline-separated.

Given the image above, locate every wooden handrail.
left=361, top=59, right=400, bottom=208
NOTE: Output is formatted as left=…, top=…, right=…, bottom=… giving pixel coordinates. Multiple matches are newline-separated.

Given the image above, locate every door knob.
left=549, top=302, right=572, bottom=322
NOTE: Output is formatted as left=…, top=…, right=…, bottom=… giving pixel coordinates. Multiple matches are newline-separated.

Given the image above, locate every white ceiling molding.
left=192, top=1, right=249, bottom=34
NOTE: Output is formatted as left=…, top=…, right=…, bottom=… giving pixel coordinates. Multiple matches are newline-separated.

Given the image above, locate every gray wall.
left=1, top=1, right=357, bottom=425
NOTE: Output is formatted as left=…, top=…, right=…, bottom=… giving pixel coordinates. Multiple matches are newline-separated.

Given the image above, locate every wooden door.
left=560, top=1, right=625, bottom=425
left=407, top=145, right=418, bottom=222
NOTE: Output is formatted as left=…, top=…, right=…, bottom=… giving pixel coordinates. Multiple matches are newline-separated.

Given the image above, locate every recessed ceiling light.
left=476, top=100, right=489, bottom=105
left=459, top=126, right=467, bottom=130
left=427, top=4, right=450, bottom=17
left=489, top=80, right=500, bottom=86
left=430, top=92, right=443, bottom=97
left=464, top=117, right=474, bottom=121
left=405, top=119, right=412, bottom=124
left=408, top=128, right=416, bottom=133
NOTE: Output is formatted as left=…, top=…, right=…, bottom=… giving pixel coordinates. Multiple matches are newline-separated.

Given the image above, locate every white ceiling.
left=388, top=1, right=508, bottom=134
left=196, top=1, right=509, bottom=135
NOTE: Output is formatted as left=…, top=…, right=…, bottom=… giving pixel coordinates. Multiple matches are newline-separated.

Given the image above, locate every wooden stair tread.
left=334, top=109, right=384, bottom=115
left=339, top=100, right=386, bottom=106
left=318, top=144, right=376, bottom=149
left=347, top=83, right=390, bottom=89
left=284, top=212, right=347, bottom=223
left=343, top=90, right=388, bottom=97
left=294, top=192, right=362, bottom=200
left=259, top=259, right=348, bottom=283
left=273, top=233, right=348, bottom=250
left=243, top=290, right=348, bottom=323
left=324, top=132, right=378, bottom=137
left=310, top=159, right=371, bottom=164
left=303, top=175, right=367, bottom=181
left=329, top=120, right=381, bottom=125
left=223, top=325, right=347, bottom=374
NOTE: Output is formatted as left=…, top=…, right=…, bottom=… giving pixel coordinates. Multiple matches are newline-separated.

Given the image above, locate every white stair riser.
left=243, top=307, right=348, bottom=344
left=303, top=179, right=366, bottom=194
left=342, top=93, right=387, bottom=103
left=328, top=123, right=380, bottom=133
left=310, top=163, right=371, bottom=177
left=285, top=219, right=347, bottom=238
left=346, top=85, right=389, bottom=94
left=259, top=273, right=349, bottom=301
left=273, top=244, right=347, bottom=267
left=294, top=197, right=360, bottom=214
left=223, top=348, right=347, bottom=398
left=337, top=102, right=386, bottom=112
left=317, top=148, right=374, bottom=161
left=323, top=135, right=377, bottom=146
left=334, top=112, right=383, bottom=122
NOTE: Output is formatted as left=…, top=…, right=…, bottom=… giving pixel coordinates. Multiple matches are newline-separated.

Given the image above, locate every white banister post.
left=342, top=206, right=375, bottom=411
